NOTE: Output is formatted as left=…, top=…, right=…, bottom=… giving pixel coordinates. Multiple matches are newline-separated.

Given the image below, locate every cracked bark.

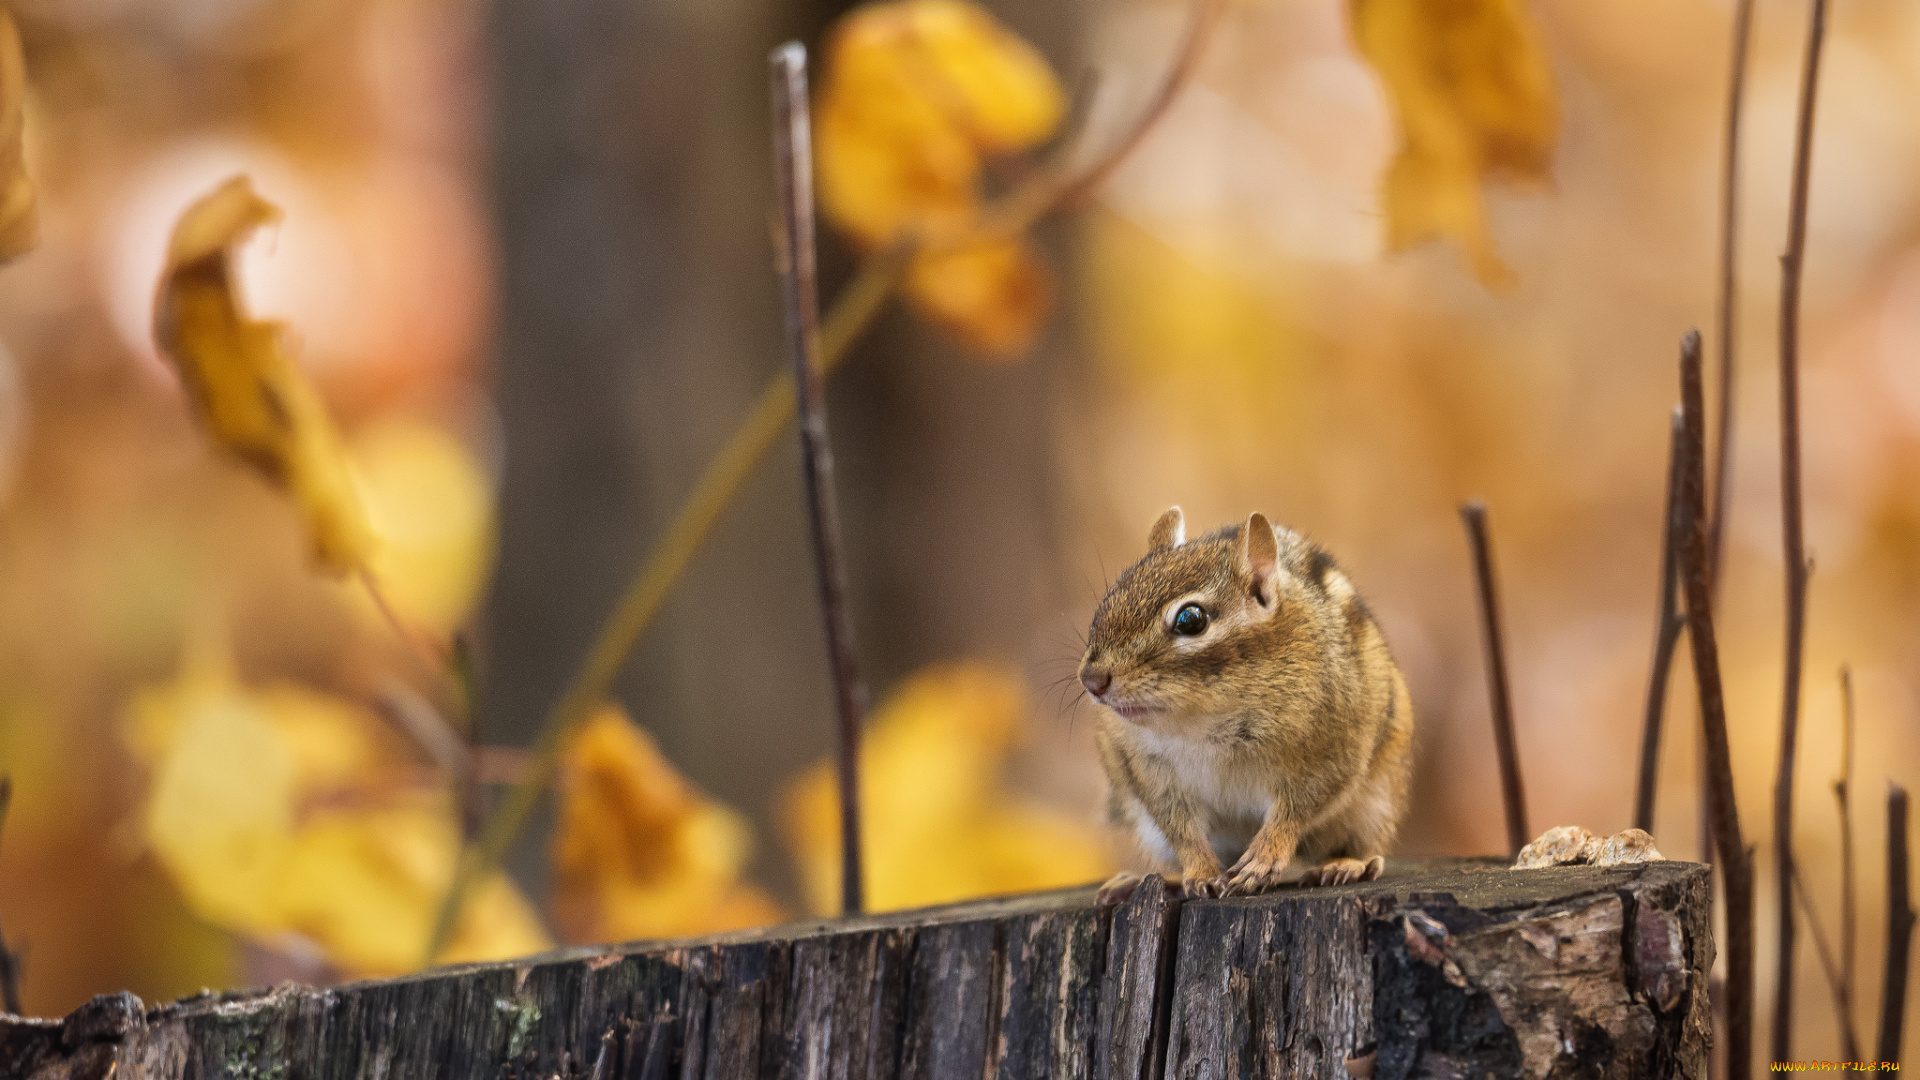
left=2, top=859, right=1707, bottom=1080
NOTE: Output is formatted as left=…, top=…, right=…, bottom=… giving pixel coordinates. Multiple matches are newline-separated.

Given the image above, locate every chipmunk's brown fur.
left=1079, top=507, right=1413, bottom=899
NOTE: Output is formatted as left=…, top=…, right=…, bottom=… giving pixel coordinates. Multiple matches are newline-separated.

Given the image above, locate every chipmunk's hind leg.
left=1097, top=872, right=1185, bottom=905
left=1097, top=872, right=1143, bottom=905
left=1300, top=855, right=1385, bottom=887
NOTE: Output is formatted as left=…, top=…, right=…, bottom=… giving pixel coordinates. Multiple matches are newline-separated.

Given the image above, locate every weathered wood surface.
left=0, top=858, right=1709, bottom=1080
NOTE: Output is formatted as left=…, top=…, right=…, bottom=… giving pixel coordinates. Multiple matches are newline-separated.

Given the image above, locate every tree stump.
left=0, top=858, right=1710, bottom=1080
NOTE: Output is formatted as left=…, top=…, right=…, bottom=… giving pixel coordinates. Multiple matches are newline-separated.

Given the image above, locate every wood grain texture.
left=0, top=860, right=1708, bottom=1080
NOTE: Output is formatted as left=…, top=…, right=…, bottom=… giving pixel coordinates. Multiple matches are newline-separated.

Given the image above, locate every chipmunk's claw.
left=1222, top=855, right=1291, bottom=897
left=1301, top=855, right=1385, bottom=887
left=1181, top=873, right=1229, bottom=899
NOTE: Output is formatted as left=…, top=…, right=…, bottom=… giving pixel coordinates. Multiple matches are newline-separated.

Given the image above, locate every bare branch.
left=1707, top=0, right=1755, bottom=593
left=0, top=776, right=19, bottom=1015
left=1635, top=407, right=1686, bottom=834
left=1772, top=0, right=1827, bottom=1058
left=1836, top=666, right=1861, bottom=1059
left=1788, top=859, right=1846, bottom=1055
left=379, top=684, right=482, bottom=840
left=773, top=42, right=870, bottom=916
left=1459, top=501, right=1529, bottom=856
left=1678, top=328, right=1753, bottom=1080
left=1879, top=783, right=1914, bottom=1063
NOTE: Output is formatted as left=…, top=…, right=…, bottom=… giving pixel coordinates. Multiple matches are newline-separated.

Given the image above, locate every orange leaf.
left=1351, top=0, right=1557, bottom=286
left=818, top=0, right=1063, bottom=245
left=153, top=175, right=374, bottom=574
left=550, top=706, right=782, bottom=944
left=817, top=0, right=1064, bottom=354
left=905, top=237, right=1052, bottom=358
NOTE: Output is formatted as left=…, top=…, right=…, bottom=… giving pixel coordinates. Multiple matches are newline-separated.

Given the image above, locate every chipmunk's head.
left=1078, top=507, right=1328, bottom=732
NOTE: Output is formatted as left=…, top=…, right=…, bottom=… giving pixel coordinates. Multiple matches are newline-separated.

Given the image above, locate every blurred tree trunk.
left=481, top=0, right=1082, bottom=905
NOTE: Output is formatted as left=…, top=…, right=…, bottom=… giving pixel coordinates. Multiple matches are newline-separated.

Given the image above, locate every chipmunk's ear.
left=1238, top=512, right=1279, bottom=607
left=1148, top=506, right=1185, bottom=552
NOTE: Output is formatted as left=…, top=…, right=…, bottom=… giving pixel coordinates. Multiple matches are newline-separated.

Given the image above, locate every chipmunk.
left=1079, top=508, right=1414, bottom=900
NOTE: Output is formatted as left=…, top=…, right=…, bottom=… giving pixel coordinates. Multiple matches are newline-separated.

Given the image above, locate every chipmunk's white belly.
left=1129, top=726, right=1272, bottom=861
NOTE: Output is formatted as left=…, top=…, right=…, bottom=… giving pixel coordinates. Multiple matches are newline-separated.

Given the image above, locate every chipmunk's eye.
left=1170, top=603, right=1208, bottom=637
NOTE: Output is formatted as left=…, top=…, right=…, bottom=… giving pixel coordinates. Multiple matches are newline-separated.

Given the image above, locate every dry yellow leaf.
left=550, top=706, right=783, bottom=945
left=816, top=47, right=976, bottom=248
left=1350, top=0, right=1557, bottom=286
left=819, top=0, right=1063, bottom=245
left=275, top=803, right=549, bottom=976
left=136, top=649, right=297, bottom=938
left=264, top=684, right=387, bottom=794
left=153, top=175, right=374, bottom=574
left=0, top=9, right=36, bottom=263
left=817, top=0, right=1065, bottom=355
left=350, top=418, right=495, bottom=634
left=905, top=236, right=1052, bottom=358
left=781, top=662, right=1115, bottom=915
left=129, top=636, right=549, bottom=975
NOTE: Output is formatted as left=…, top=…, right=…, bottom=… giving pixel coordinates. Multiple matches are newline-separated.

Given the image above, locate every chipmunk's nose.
left=1080, top=668, right=1112, bottom=700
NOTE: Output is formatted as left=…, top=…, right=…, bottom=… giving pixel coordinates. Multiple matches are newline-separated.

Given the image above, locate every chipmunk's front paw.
left=1301, top=855, right=1385, bottom=887
left=1222, top=853, right=1291, bottom=896
left=1181, top=873, right=1229, bottom=899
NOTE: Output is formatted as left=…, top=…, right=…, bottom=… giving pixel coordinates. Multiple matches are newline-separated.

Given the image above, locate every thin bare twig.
left=1702, top=0, right=1755, bottom=940
left=1773, top=0, right=1827, bottom=1059
left=0, top=777, right=20, bottom=1015
left=1789, top=859, right=1844, bottom=1034
left=380, top=684, right=482, bottom=840
left=772, top=42, right=869, bottom=917
left=423, top=0, right=1228, bottom=962
left=359, top=567, right=453, bottom=678
left=1708, top=0, right=1755, bottom=594
left=359, top=566, right=476, bottom=776
left=1635, top=407, right=1686, bottom=835
left=473, top=745, right=533, bottom=786
left=1699, top=760, right=1720, bottom=1080
left=1773, top=569, right=1813, bottom=1061
left=1678, top=328, right=1753, bottom=1080
left=1700, top=749, right=1715, bottom=866
left=1836, top=666, right=1861, bottom=1059
left=1879, top=783, right=1915, bottom=1063
left=957, top=0, right=1229, bottom=248
left=1704, top=737, right=1720, bottom=864
left=449, top=633, right=478, bottom=737
left=1459, top=501, right=1530, bottom=856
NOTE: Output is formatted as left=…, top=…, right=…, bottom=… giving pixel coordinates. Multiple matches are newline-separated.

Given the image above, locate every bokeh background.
left=0, top=0, right=1915, bottom=1060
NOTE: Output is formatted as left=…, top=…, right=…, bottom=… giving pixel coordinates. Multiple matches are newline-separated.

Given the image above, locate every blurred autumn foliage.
left=127, top=633, right=549, bottom=975
left=0, top=0, right=1914, bottom=1061
left=1351, top=0, right=1556, bottom=286
left=550, top=706, right=782, bottom=944
left=817, top=0, right=1066, bottom=354
left=0, top=10, right=34, bottom=262
left=782, top=663, right=1113, bottom=916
